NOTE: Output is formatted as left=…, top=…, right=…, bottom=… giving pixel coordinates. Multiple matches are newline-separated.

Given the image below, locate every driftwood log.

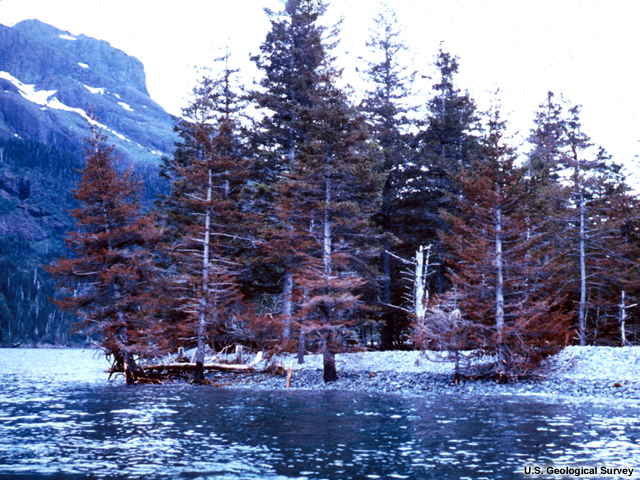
left=108, top=351, right=263, bottom=375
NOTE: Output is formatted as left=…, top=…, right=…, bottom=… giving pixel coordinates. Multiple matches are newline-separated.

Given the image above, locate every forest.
left=47, top=0, right=640, bottom=384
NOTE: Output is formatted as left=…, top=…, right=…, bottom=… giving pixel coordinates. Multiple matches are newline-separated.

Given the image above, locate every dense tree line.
left=48, top=0, right=640, bottom=382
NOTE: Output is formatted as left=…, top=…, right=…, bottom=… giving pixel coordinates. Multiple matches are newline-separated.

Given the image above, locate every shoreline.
left=220, top=369, right=640, bottom=401
left=201, top=346, right=640, bottom=401
left=6, top=344, right=639, bottom=400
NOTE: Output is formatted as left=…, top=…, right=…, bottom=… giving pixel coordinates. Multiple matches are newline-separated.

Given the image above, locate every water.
left=1, top=349, right=639, bottom=479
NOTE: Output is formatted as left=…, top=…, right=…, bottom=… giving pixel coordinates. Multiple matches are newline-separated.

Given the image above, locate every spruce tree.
left=251, top=0, right=383, bottom=375
left=563, top=111, right=629, bottom=345
left=159, top=58, right=250, bottom=383
left=605, top=194, right=640, bottom=345
left=47, top=124, right=162, bottom=383
left=527, top=91, right=569, bottom=183
left=395, top=49, right=480, bottom=296
left=526, top=94, right=634, bottom=345
left=251, top=0, right=329, bottom=183
left=443, top=104, right=570, bottom=381
left=249, top=0, right=333, bottom=338
left=274, top=78, right=381, bottom=377
left=359, top=5, right=415, bottom=349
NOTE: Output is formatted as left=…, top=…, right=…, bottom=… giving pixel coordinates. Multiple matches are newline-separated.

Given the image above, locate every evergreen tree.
left=251, top=0, right=383, bottom=375
left=606, top=194, right=640, bottom=345
left=250, top=0, right=330, bottom=184
left=395, top=49, right=480, bottom=295
left=359, top=6, right=413, bottom=171
left=47, top=124, right=162, bottom=383
left=563, top=114, right=629, bottom=345
left=159, top=59, right=250, bottom=383
left=526, top=95, right=634, bottom=345
left=359, top=5, right=415, bottom=349
left=273, top=79, right=381, bottom=377
left=418, top=49, right=480, bottom=169
left=250, top=0, right=336, bottom=342
left=443, top=104, right=570, bottom=381
left=527, top=91, right=569, bottom=183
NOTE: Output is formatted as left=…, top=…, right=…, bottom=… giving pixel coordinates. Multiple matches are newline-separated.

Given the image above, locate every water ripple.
left=2, top=349, right=640, bottom=479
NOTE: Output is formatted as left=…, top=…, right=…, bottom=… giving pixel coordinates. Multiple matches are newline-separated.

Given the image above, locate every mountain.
left=0, top=19, right=178, bottom=164
left=0, top=20, right=178, bottom=346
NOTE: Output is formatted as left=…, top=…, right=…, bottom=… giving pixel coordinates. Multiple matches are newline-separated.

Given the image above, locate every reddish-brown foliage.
left=47, top=124, right=163, bottom=381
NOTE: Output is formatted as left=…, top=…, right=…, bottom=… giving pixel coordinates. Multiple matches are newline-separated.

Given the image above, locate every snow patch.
left=113, top=93, right=121, bottom=99
left=0, top=71, right=131, bottom=145
left=59, top=34, right=77, bottom=41
left=0, top=71, right=57, bottom=106
left=118, top=102, right=134, bottom=112
left=84, top=85, right=104, bottom=95
left=78, top=63, right=89, bottom=69
left=111, top=130, right=128, bottom=141
left=262, top=346, right=640, bottom=383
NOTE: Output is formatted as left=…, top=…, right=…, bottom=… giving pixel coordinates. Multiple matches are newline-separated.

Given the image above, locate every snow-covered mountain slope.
left=0, top=19, right=177, bottom=164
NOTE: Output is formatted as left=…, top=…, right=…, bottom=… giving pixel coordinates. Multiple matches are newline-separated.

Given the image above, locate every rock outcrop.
left=0, top=19, right=178, bottom=164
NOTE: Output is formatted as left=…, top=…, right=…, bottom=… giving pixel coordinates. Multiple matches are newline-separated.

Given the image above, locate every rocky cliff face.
left=0, top=19, right=178, bottom=164
left=0, top=20, right=179, bottom=345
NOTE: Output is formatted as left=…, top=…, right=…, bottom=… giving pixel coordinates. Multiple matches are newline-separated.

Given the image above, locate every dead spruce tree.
left=442, top=103, right=570, bottom=382
left=272, top=79, right=381, bottom=380
left=48, top=124, right=162, bottom=383
left=160, top=59, right=250, bottom=383
left=526, top=94, right=636, bottom=345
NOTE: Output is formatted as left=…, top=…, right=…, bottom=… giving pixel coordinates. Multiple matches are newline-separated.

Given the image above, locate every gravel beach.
left=202, top=346, right=640, bottom=400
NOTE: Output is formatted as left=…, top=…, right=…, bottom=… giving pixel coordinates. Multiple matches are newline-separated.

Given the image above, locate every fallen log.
left=108, top=351, right=264, bottom=375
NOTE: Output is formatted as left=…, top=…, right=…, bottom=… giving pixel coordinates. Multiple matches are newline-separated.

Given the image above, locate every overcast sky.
left=2, top=0, right=640, bottom=173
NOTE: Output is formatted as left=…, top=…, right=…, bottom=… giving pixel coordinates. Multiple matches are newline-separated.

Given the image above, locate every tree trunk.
left=113, top=283, right=137, bottom=384
left=194, top=168, right=214, bottom=384
left=123, top=351, right=137, bottom=385
left=286, top=360, right=293, bottom=388
left=380, top=237, right=394, bottom=350
left=414, top=246, right=428, bottom=321
left=454, top=350, right=460, bottom=384
left=323, top=160, right=332, bottom=277
left=235, top=345, right=243, bottom=364
left=578, top=191, right=587, bottom=346
left=620, top=291, right=628, bottom=347
left=297, top=329, right=306, bottom=364
left=322, top=335, right=338, bottom=383
left=495, top=205, right=507, bottom=382
left=282, top=272, right=293, bottom=339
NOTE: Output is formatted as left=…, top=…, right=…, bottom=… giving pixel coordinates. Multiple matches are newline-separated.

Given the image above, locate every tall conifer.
left=48, top=124, right=162, bottom=383
left=526, top=94, right=634, bottom=345
left=359, top=5, right=415, bottom=349
left=250, top=0, right=332, bottom=338
left=160, top=57, right=250, bottom=383
left=395, top=49, right=480, bottom=295
left=252, top=0, right=382, bottom=375
left=276, top=79, right=381, bottom=375
left=443, top=104, right=570, bottom=381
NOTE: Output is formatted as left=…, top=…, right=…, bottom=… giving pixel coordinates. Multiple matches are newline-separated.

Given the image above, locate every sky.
left=2, top=0, right=640, bottom=174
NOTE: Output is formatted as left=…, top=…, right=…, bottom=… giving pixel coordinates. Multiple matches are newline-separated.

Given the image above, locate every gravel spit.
left=202, top=346, right=640, bottom=400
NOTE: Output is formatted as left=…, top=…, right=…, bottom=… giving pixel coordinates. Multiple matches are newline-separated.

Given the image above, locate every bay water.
left=1, top=348, right=639, bottom=479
